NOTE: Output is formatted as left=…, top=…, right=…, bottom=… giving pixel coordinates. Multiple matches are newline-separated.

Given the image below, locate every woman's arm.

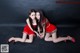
left=39, top=22, right=46, bottom=39
left=26, top=18, right=34, bottom=31
left=42, top=25, right=45, bottom=38
left=40, top=18, right=49, bottom=39
left=26, top=18, right=40, bottom=36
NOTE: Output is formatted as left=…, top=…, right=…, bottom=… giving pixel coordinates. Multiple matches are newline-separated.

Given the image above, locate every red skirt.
left=23, top=25, right=36, bottom=35
left=45, top=23, right=57, bottom=33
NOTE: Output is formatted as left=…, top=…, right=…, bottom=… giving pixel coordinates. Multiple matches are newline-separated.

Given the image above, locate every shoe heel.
left=71, top=38, right=75, bottom=43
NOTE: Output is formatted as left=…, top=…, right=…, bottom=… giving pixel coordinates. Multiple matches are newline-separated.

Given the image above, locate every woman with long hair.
left=8, top=9, right=39, bottom=43
left=35, top=10, right=75, bottom=43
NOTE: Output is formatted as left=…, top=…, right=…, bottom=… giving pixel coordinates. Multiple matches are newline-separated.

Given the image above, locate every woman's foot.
left=8, top=37, right=15, bottom=43
left=64, top=36, right=75, bottom=43
left=67, top=36, right=75, bottom=43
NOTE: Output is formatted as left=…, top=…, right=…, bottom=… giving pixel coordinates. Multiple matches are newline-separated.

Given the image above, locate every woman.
left=8, top=9, right=39, bottom=43
left=35, top=10, right=75, bottom=43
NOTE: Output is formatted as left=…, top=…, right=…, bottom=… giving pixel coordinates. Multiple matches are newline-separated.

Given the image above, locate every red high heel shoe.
left=68, top=36, right=75, bottom=43
left=71, top=37, right=75, bottom=43
left=64, top=36, right=75, bottom=43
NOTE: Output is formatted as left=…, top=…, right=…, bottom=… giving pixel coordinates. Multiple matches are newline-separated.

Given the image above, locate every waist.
left=46, top=22, right=50, bottom=28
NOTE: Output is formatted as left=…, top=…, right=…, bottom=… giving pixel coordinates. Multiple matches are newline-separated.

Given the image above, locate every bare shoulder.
left=26, top=18, right=29, bottom=22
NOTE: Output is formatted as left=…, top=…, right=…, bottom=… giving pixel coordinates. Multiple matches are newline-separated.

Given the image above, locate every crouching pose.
left=8, top=9, right=39, bottom=43
left=35, top=10, right=75, bottom=43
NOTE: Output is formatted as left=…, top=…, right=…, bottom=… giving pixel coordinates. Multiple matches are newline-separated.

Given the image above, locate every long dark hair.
left=28, top=9, right=38, bottom=31
left=36, top=10, right=45, bottom=33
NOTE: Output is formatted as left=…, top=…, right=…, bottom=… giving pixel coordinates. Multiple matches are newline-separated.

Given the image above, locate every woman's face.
left=29, top=12, right=36, bottom=19
left=36, top=12, right=40, bottom=20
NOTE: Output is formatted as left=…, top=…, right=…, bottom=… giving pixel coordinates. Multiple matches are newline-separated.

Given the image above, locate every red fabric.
left=42, top=18, right=57, bottom=32
left=23, top=25, right=36, bottom=35
left=45, top=22, right=57, bottom=32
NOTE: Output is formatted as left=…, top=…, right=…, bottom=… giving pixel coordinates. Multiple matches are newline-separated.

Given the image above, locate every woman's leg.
left=51, top=31, right=69, bottom=43
left=25, top=34, right=34, bottom=43
left=44, top=30, right=72, bottom=43
left=44, top=33, right=53, bottom=41
left=8, top=33, right=27, bottom=42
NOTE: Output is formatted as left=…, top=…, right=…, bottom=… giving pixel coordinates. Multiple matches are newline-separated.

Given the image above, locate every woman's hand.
left=34, top=31, right=40, bottom=37
left=39, top=33, right=44, bottom=39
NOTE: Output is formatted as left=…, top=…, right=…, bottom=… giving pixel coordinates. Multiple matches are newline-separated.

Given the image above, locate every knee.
left=44, top=37, right=48, bottom=41
left=21, top=39, right=25, bottom=42
left=53, top=39, right=58, bottom=43
left=29, top=40, right=33, bottom=43
left=25, top=39, right=33, bottom=43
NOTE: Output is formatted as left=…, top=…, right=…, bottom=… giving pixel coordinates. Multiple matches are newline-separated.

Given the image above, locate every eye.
left=32, top=14, right=35, bottom=16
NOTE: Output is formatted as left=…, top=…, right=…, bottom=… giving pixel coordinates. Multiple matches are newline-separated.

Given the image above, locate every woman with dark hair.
left=35, top=10, right=45, bottom=38
left=36, top=10, right=75, bottom=43
left=8, top=9, right=39, bottom=43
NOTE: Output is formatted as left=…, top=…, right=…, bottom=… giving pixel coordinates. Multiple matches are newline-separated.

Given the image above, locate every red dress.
left=23, top=25, right=37, bottom=36
left=42, top=18, right=57, bottom=33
